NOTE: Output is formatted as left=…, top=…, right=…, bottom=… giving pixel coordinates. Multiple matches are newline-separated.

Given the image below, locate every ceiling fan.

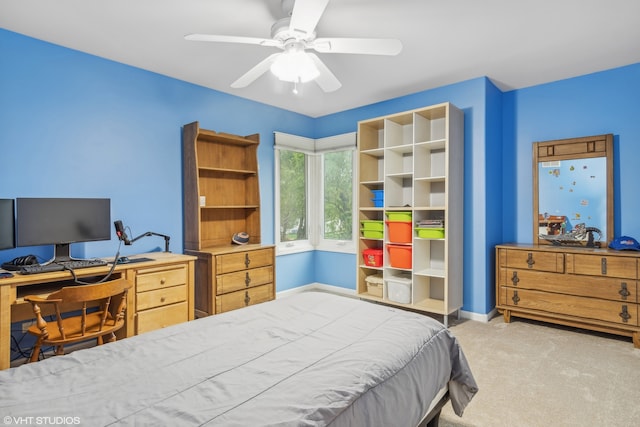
left=185, top=0, right=402, bottom=93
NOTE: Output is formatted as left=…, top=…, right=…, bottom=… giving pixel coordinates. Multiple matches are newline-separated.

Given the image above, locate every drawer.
left=216, top=248, right=273, bottom=274
left=499, top=248, right=564, bottom=273
left=217, top=266, right=273, bottom=295
left=498, top=268, right=638, bottom=302
left=502, top=287, right=639, bottom=326
left=136, top=301, right=188, bottom=334
left=136, top=265, right=188, bottom=292
left=215, top=283, right=274, bottom=313
left=566, top=253, right=637, bottom=279
left=136, top=284, right=187, bottom=311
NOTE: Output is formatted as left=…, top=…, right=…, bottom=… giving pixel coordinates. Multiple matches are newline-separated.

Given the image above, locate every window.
left=319, top=149, right=355, bottom=251
left=278, top=149, right=309, bottom=243
left=275, top=132, right=356, bottom=255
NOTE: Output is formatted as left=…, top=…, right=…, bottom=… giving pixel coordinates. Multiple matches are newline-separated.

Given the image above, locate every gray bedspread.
left=0, top=291, right=477, bottom=426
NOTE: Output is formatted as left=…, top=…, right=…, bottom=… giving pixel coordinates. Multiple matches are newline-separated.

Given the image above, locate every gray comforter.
left=0, top=291, right=477, bottom=426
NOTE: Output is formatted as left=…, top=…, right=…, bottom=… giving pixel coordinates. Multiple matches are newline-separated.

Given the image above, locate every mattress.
left=0, top=291, right=477, bottom=426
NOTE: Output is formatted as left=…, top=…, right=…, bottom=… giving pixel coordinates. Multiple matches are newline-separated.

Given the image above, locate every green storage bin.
left=415, top=227, right=445, bottom=238
left=361, top=228, right=384, bottom=239
left=361, top=220, right=384, bottom=231
left=386, top=211, right=412, bottom=222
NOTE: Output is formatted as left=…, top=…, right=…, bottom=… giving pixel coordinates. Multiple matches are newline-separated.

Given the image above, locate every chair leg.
left=28, top=343, right=42, bottom=363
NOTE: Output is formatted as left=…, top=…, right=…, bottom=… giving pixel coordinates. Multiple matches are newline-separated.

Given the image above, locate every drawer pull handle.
left=245, top=272, right=251, bottom=287
left=244, top=290, right=251, bottom=306
left=619, top=305, right=631, bottom=323
left=160, top=297, right=166, bottom=303
left=601, top=258, right=607, bottom=275
left=526, top=253, right=535, bottom=268
left=619, top=283, right=630, bottom=300
left=511, top=291, right=520, bottom=305
left=160, top=278, right=166, bottom=285
left=511, top=271, right=519, bottom=286
left=245, top=253, right=251, bottom=268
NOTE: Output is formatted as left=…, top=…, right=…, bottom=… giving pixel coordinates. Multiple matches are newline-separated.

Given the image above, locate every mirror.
left=533, top=134, right=614, bottom=247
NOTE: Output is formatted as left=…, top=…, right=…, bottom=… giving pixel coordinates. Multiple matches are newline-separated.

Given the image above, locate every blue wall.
left=0, top=29, right=313, bottom=261
left=314, top=78, right=503, bottom=313
left=503, top=63, right=640, bottom=243
left=2, top=28, right=640, bottom=315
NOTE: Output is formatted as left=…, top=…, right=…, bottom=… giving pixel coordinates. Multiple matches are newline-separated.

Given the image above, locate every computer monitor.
left=16, top=198, right=111, bottom=263
left=0, top=199, right=15, bottom=250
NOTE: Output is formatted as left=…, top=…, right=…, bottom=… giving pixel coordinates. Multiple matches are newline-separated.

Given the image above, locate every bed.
left=0, top=291, right=478, bottom=426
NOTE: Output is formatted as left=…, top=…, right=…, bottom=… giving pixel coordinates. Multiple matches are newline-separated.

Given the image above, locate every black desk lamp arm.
left=128, top=232, right=171, bottom=252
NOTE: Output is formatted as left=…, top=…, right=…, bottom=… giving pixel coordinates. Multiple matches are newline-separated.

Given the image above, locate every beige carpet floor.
left=437, top=315, right=640, bottom=427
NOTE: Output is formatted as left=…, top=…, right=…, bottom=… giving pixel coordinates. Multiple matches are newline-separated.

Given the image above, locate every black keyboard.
left=19, top=264, right=65, bottom=274
left=19, top=259, right=108, bottom=275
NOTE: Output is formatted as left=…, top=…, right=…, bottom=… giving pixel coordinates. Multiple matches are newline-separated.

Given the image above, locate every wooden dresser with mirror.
left=496, top=134, right=640, bottom=348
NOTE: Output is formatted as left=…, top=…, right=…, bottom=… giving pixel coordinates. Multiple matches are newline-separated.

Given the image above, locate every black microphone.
left=114, top=220, right=131, bottom=245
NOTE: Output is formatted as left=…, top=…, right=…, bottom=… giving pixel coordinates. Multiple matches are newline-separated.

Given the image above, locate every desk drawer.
left=215, top=283, right=273, bottom=313
left=136, top=265, right=188, bottom=292
left=136, top=301, right=188, bottom=334
left=216, top=248, right=273, bottom=274
left=136, top=284, right=187, bottom=311
left=216, top=266, right=273, bottom=295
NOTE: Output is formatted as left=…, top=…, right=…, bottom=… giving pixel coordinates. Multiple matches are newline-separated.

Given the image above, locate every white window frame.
left=316, top=146, right=357, bottom=253
left=274, top=132, right=356, bottom=256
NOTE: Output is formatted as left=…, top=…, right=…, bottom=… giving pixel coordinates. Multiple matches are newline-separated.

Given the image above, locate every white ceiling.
left=2, top=0, right=639, bottom=117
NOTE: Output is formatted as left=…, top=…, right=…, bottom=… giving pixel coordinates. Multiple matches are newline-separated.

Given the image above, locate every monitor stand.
left=46, top=243, right=73, bottom=264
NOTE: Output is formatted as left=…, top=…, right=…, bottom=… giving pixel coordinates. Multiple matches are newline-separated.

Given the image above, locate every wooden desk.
left=0, top=252, right=195, bottom=370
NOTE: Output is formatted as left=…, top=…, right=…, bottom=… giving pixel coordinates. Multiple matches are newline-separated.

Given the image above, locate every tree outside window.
left=323, top=150, right=353, bottom=241
left=279, top=149, right=307, bottom=242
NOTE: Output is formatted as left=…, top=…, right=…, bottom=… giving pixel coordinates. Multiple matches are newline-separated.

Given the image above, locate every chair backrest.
left=48, top=277, right=131, bottom=305
left=26, top=278, right=132, bottom=342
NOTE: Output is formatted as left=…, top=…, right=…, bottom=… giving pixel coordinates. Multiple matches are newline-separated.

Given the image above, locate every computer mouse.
left=117, top=256, right=130, bottom=264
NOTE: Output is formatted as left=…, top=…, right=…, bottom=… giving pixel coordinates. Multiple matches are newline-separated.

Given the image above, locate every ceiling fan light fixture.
left=270, top=47, right=319, bottom=83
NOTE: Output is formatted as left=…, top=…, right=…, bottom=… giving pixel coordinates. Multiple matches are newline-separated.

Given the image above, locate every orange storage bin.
left=387, top=244, right=412, bottom=269
left=363, top=248, right=383, bottom=267
left=386, top=221, right=412, bottom=243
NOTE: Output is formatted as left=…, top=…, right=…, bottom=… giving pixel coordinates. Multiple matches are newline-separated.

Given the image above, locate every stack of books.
left=416, top=219, right=444, bottom=228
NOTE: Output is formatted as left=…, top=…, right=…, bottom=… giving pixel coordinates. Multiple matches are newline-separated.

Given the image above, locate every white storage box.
left=386, top=275, right=412, bottom=304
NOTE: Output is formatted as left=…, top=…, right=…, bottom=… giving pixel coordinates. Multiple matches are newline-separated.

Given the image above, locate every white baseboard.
left=459, top=308, right=497, bottom=323
left=277, top=283, right=495, bottom=323
left=276, top=283, right=357, bottom=299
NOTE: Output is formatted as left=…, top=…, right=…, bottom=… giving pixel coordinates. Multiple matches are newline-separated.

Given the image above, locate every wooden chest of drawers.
left=131, top=262, right=192, bottom=334
left=187, top=244, right=275, bottom=317
left=496, top=244, right=640, bottom=348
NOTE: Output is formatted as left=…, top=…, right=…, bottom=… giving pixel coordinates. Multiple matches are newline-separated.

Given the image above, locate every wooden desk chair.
left=24, top=278, right=132, bottom=363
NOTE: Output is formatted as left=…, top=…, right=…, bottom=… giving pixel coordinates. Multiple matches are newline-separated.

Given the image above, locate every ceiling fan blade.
left=289, top=0, right=330, bottom=36
left=231, top=53, right=281, bottom=88
left=307, top=53, right=341, bottom=92
left=185, top=34, right=282, bottom=48
left=312, top=38, right=403, bottom=56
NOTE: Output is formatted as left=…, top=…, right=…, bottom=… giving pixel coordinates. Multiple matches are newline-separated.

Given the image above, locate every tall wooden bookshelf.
left=182, top=122, right=274, bottom=317
left=356, top=103, right=464, bottom=326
